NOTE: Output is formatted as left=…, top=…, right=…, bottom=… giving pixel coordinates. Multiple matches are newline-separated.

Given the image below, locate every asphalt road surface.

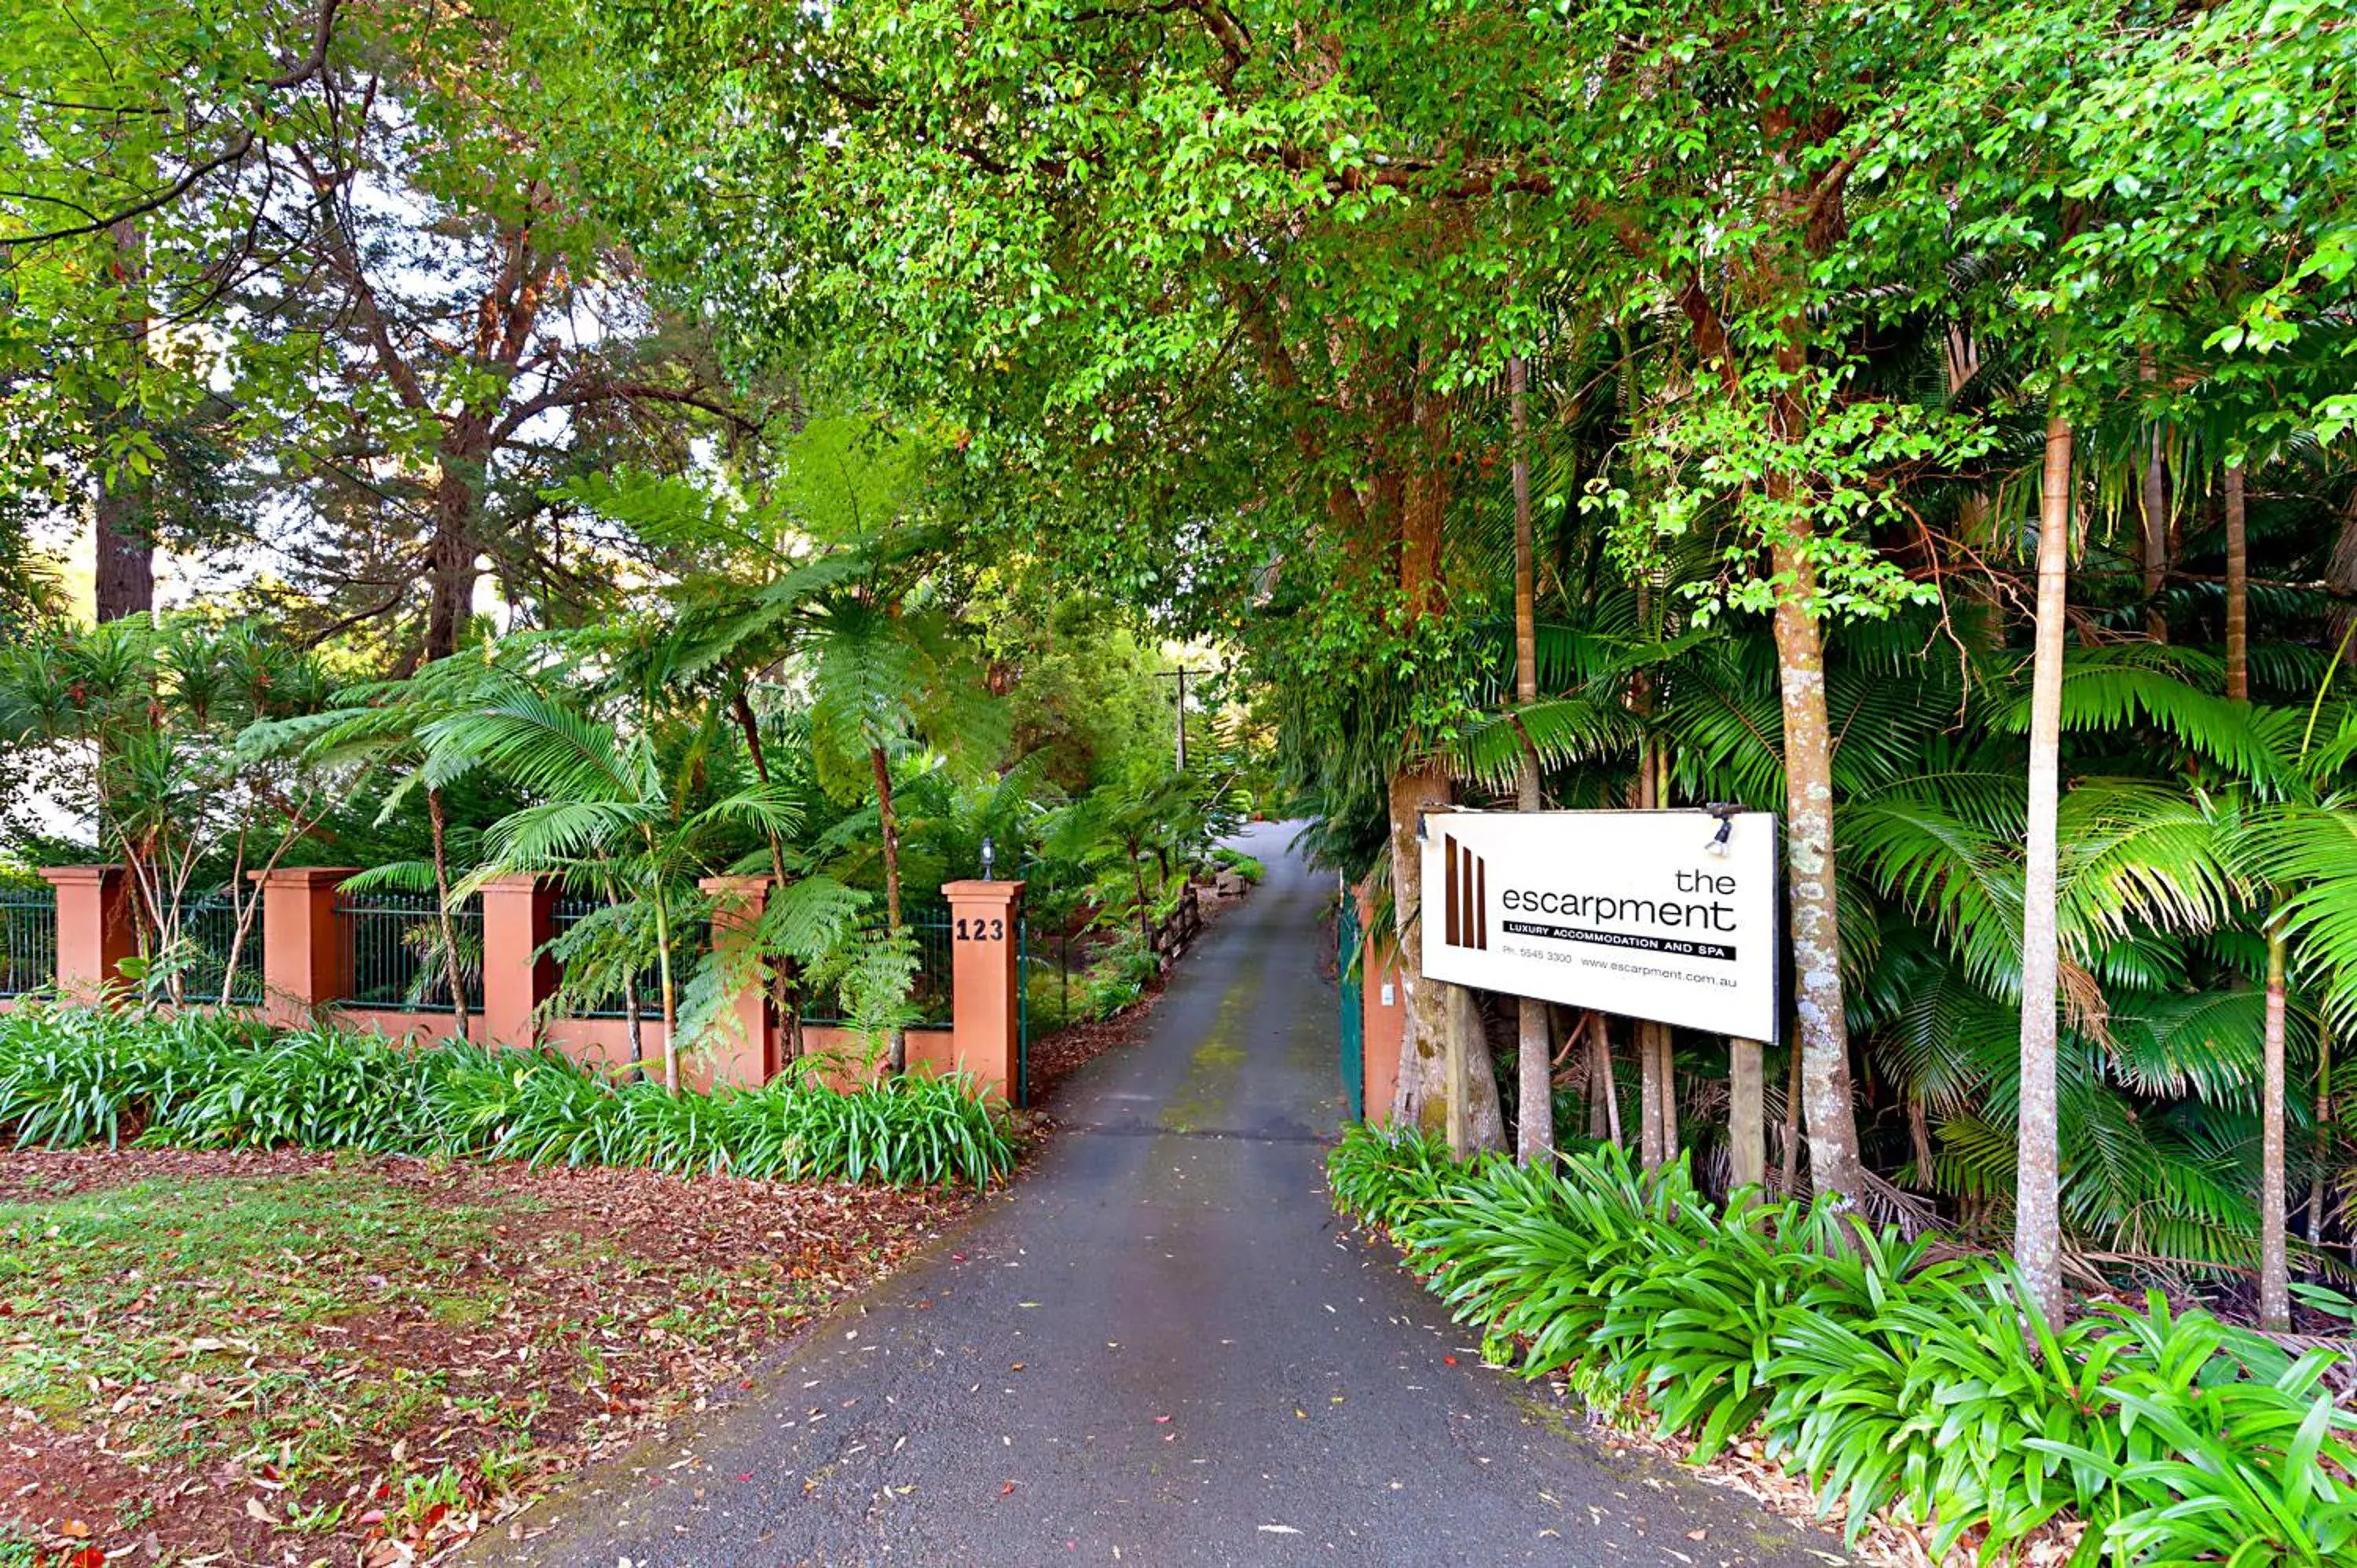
left=474, top=822, right=1826, bottom=1567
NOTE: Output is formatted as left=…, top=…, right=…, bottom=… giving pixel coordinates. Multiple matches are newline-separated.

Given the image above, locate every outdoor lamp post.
left=980, top=836, right=995, bottom=881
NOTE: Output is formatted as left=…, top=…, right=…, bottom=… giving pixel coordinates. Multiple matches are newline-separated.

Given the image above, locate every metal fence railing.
left=910, top=914, right=953, bottom=1025
left=155, top=893, right=265, bottom=1005
left=337, top=892, right=482, bottom=1011
left=0, top=889, right=55, bottom=998
left=799, top=912, right=955, bottom=1028
left=548, top=895, right=670, bottom=1019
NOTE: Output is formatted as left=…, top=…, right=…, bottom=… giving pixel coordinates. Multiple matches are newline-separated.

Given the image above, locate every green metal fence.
left=1337, top=884, right=1364, bottom=1120
left=156, top=893, right=265, bottom=1005
left=1016, top=915, right=1029, bottom=1108
left=548, top=895, right=666, bottom=1019
left=798, top=912, right=955, bottom=1028
left=0, top=890, right=55, bottom=998
left=337, top=892, right=482, bottom=1010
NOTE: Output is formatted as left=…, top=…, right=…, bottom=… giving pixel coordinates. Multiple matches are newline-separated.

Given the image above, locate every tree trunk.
left=1650, top=1023, right=1669, bottom=1169
left=1385, top=363, right=1504, bottom=1155
left=1588, top=1012, right=1620, bottom=1144
left=653, top=890, right=680, bottom=1094
left=1780, top=1039, right=1803, bottom=1196
left=423, top=454, right=481, bottom=662
left=2015, top=410, right=2074, bottom=1330
left=1908, top=1095, right=1936, bottom=1188
left=1770, top=539, right=1866, bottom=1203
left=1509, top=355, right=1554, bottom=1167
left=94, top=217, right=154, bottom=623
left=1446, top=983, right=1486, bottom=1156
left=1387, top=771, right=1506, bottom=1151
left=1131, top=846, right=1156, bottom=952
left=2224, top=463, right=2249, bottom=702
left=735, top=688, right=802, bottom=1053
left=2261, top=919, right=2291, bottom=1329
left=1655, top=1025, right=1679, bottom=1164
left=2139, top=432, right=2169, bottom=641
left=872, top=742, right=907, bottom=1074
left=1630, top=723, right=1671, bottom=1173
left=2328, top=490, right=2357, bottom=665
left=1942, top=329, right=2003, bottom=652
left=2312, top=1019, right=2333, bottom=1250
left=427, top=786, right=471, bottom=1035
left=93, top=479, right=154, bottom=622
left=1387, top=768, right=1453, bottom=1140
left=2139, top=354, right=2168, bottom=642
left=1729, top=1038, right=1765, bottom=1193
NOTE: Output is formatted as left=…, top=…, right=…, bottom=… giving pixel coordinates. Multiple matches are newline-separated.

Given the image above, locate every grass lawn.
left=0, top=1148, right=970, bottom=1566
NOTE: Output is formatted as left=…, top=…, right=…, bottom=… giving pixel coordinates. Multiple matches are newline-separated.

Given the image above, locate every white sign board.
left=1418, top=809, right=1778, bottom=1041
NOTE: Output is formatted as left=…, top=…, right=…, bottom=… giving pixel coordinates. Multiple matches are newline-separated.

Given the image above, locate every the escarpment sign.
left=1418, top=808, right=1778, bottom=1040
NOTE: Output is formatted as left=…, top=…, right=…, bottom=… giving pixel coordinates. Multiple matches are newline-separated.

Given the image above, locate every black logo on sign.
left=1442, top=833, right=1487, bottom=951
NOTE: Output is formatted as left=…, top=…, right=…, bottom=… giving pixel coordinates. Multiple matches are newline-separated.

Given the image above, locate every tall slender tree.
left=1508, top=354, right=1552, bottom=1166
left=2015, top=412, right=2077, bottom=1328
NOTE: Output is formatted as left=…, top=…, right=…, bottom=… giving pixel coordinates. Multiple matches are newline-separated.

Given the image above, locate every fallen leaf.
left=58, top=1520, right=91, bottom=1540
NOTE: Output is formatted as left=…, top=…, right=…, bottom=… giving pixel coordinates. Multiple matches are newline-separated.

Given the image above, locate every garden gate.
left=1336, top=882, right=1363, bottom=1120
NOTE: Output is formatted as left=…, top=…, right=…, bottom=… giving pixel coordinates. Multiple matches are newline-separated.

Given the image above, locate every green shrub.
left=728, top=1069, right=1014, bottom=1186
left=1329, top=1123, right=2357, bottom=1565
left=163, top=1026, right=439, bottom=1152
left=0, top=1005, right=1014, bottom=1189
left=1209, top=846, right=1265, bottom=883
left=0, top=1006, right=268, bottom=1148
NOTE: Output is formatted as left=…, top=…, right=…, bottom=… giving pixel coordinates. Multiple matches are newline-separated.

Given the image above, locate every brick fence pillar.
left=698, top=875, right=776, bottom=1088
left=943, top=878, right=1025, bottom=1104
left=252, top=867, right=357, bottom=1026
left=480, top=874, right=555, bottom=1048
left=40, top=866, right=137, bottom=1000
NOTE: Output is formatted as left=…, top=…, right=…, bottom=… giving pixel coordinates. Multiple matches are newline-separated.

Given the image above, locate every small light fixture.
left=1415, top=812, right=1429, bottom=844
left=980, top=836, right=996, bottom=881
left=1703, top=802, right=1739, bottom=858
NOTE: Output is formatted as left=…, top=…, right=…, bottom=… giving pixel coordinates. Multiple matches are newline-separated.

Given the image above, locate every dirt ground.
left=0, top=1147, right=974, bottom=1566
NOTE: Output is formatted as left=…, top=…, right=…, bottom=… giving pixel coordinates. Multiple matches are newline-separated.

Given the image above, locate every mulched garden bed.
left=0, top=1147, right=973, bottom=1566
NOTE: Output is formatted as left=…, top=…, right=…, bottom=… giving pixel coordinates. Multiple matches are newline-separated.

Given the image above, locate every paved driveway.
left=474, top=822, right=1824, bottom=1567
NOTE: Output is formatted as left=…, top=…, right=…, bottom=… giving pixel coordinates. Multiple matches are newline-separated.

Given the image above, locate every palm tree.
left=2232, top=762, right=2357, bottom=1326
left=573, top=422, right=1003, bottom=1075
left=435, top=688, right=800, bottom=1092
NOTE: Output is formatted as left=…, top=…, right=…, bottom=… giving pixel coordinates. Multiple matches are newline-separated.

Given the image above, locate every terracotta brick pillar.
left=479, top=874, right=555, bottom=1049
left=40, top=866, right=137, bottom=1000
left=943, top=878, right=1025, bottom=1104
left=698, top=875, right=777, bottom=1088
left=252, top=867, right=357, bottom=1026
